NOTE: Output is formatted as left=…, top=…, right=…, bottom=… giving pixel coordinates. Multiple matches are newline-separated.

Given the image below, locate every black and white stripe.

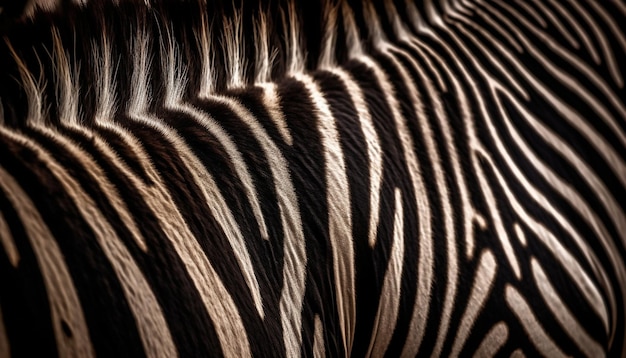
left=0, top=0, right=625, bottom=356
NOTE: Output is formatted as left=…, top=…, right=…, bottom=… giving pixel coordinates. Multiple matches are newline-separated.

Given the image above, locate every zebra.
left=0, top=0, right=625, bottom=356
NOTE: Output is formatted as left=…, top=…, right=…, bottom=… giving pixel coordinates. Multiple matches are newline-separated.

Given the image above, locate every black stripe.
left=0, top=129, right=147, bottom=357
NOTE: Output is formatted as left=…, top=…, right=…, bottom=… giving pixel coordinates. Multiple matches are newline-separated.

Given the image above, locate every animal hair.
left=0, top=0, right=414, bottom=128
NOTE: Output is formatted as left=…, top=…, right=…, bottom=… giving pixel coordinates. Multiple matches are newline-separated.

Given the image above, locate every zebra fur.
left=1, top=0, right=625, bottom=356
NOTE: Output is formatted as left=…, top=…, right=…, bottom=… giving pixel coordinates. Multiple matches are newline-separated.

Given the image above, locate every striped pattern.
left=0, top=0, right=625, bottom=356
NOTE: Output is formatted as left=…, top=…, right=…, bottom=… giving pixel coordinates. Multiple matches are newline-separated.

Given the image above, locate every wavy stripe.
left=548, top=0, right=601, bottom=64
left=450, top=249, right=497, bottom=358
left=389, top=26, right=475, bottom=264
left=171, top=100, right=271, bottom=244
left=449, top=10, right=529, bottom=99
left=476, top=147, right=609, bottom=332
left=411, top=12, right=524, bottom=280
left=295, top=73, right=355, bottom=354
left=505, top=285, right=567, bottom=358
left=400, top=29, right=480, bottom=262
left=0, top=209, right=19, bottom=267
left=531, top=258, right=605, bottom=357
left=313, top=315, right=326, bottom=358
left=576, top=0, right=625, bottom=87
left=366, top=188, right=404, bottom=357
left=472, top=322, right=508, bottom=358
left=499, top=90, right=625, bottom=335
left=513, top=223, right=528, bottom=247
left=491, top=1, right=626, bottom=155
left=354, top=55, right=433, bottom=358
left=467, top=4, right=524, bottom=53
left=138, top=106, right=266, bottom=316
left=327, top=68, right=383, bottom=248
left=96, top=112, right=253, bottom=356
left=208, top=94, right=306, bottom=354
left=512, top=0, right=548, bottom=28
left=0, top=144, right=95, bottom=358
left=527, top=0, right=579, bottom=48
left=3, top=127, right=177, bottom=358
left=259, top=83, right=294, bottom=146
left=50, top=23, right=148, bottom=253
left=96, top=93, right=254, bottom=356
left=377, top=42, right=458, bottom=358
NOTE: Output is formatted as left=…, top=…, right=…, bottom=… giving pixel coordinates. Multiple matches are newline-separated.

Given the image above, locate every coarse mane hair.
left=0, top=0, right=421, bottom=127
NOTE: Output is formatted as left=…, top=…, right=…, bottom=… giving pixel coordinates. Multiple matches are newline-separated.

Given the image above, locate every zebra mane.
left=0, top=0, right=426, bottom=127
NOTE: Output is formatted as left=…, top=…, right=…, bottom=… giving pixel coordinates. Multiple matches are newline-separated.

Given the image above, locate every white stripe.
left=492, top=1, right=626, bottom=155
left=363, top=0, right=388, bottom=47
left=3, top=128, right=176, bottom=358
left=37, top=124, right=147, bottom=252
left=258, top=83, right=293, bottom=146
left=513, top=0, right=548, bottom=28
left=472, top=322, right=508, bottom=358
left=531, top=258, right=605, bottom=358
left=92, top=29, right=118, bottom=125
left=528, top=0, right=580, bottom=48
left=513, top=223, right=527, bottom=247
left=107, top=113, right=253, bottom=357
left=0, top=156, right=95, bottom=358
left=207, top=95, right=307, bottom=355
left=161, top=28, right=187, bottom=109
left=0, top=210, right=19, bottom=267
left=85, top=32, right=253, bottom=351
left=400, top=34, right=478, bottom=262
left=450, top=9, right=530, bottom=99
left=177, top=102, right=271, bottom=242
left=189, top=95, right=272, bottom=242
left=450, top=250, right=498, bottom=358
left=313, top=315, right=326, bottom=358
left=366, top=189, right=405, bottom=357
left=354, top=56, right=433, bottom=358
left=327, top=68, right=383, bottom=248
left=610, top=0, right=626, bottom=17
left=48, top=33, right=148, bottom=252
left=342, top=3, right=364, bottom=57
left=476, top=148, right=610, bottom=333
left=23, top=0, right=61, bottom=18
left=466, top=5, right=524, bottom=54
left=5, top=42, right=43, bottom=125
left=295, top=73, right=355, bottom=354
left=498, top=91, right=624, bottom=335
left=161, top=33, right=271, bottom=320
left=472, top=144, right=521, bottom=280
left=578, top=0, right=625, bottom=87
left=372, top=45, right=458, bottom=358
left=129, top=107, right=266, bottom=319
left=126, top=28, right=152, bottom=115
left=51, top=21, right=147, bottom=253
left=505, top=285, right=567, bottom=358
left=94, top=40, right=253, bottom=354
left=547, top=0, right=601, bottom=64
left=51, top=28, right=80, bottom=126
left=87, top=108, right=253, bottom=356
